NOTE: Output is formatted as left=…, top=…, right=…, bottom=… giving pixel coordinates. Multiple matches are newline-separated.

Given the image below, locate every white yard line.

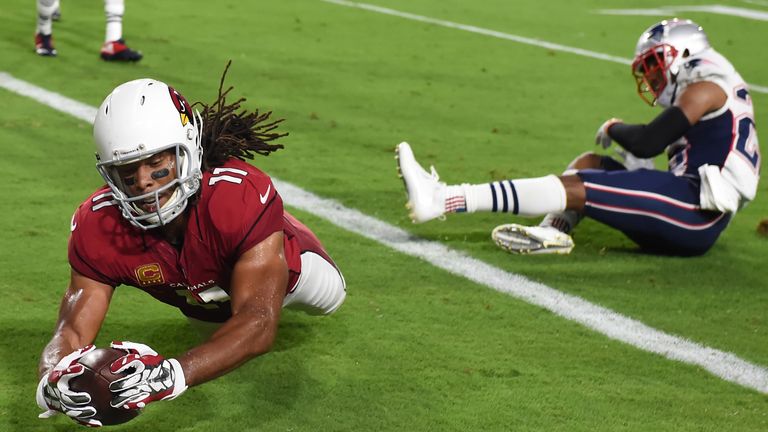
left=2, top=70, right=767, bottom=395
left=599, top=5, right=768, bottom=21
left=320, top=0, right=768, bottom=95
left=742, top=0, right=768, bottom=7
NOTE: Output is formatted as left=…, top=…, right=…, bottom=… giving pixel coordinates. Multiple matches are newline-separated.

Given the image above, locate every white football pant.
left=283, top=251, right=346, bottom=315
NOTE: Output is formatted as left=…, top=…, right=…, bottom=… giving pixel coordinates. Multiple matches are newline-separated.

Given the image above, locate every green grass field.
left=1, top=0, right=767, bottom=430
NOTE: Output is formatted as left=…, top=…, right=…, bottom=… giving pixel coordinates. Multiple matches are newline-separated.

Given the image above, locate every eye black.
left=151, top=168, right=170, bottom=180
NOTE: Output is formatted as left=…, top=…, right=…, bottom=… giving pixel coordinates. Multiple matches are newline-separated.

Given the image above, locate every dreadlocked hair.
left=193, top=61, right=288, bottom=171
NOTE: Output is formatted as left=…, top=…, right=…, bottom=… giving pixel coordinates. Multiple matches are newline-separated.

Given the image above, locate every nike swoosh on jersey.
left=259, top=185, right=271, bottom=204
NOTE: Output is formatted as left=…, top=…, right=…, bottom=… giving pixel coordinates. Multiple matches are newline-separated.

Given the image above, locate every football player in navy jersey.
left=36, top=68, right=346, bottom=426
left=397, top=18, right=760, bottom=256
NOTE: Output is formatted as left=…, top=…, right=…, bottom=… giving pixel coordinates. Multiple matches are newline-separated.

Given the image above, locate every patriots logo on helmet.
left=683, top=58, right=702, bottom=70
left=168, top=87, right=194, bottom=127
left=647, top=24, right=665, bottom=42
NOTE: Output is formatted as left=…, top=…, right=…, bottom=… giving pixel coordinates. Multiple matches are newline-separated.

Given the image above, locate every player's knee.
left=38, top=0, right=58, bottom=15
left=568, top=152, right=603, bottom=170
left=283, top=252, right=346, bottom=315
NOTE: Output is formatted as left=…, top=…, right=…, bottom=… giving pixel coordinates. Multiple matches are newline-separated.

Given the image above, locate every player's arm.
left=177, top=230, right=288, bottom=385
left=107, top=231, right=288, bottom=410
left=36, top=269, right=113, bottom=426
left=603, top=82, right=727, bottom=158
left=39, top=269, right=113, bottom=378
left=674, top=81, right=728, bottom=124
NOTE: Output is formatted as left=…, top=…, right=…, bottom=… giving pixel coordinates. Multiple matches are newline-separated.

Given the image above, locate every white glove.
left=108, top=341, right=187, bottom=410
left=613, top=148, right=656, bottom=171
left=595, top=118, right=623, bottom=149
left=36, top=344, right=103, bottom=427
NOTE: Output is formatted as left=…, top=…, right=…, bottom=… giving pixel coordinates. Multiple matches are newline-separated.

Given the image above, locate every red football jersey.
left=68, top=159, right=330, bottom=322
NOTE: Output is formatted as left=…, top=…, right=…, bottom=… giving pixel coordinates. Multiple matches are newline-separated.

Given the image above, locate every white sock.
left=104, top=0, right=125, bottom=42
left=37, top=0, right=59, bottom=35
left=538, top=169, right=582, bottom=233
left=445, top=175, right=567, bottom=217
left=540, top=211, right=582, bottom=233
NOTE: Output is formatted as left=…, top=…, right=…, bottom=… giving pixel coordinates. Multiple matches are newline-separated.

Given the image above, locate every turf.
left=1, top=0, right=767, bottom=430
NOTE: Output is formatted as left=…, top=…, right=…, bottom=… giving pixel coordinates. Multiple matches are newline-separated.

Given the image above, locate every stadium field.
left=1, top=0, right=766, bottom=430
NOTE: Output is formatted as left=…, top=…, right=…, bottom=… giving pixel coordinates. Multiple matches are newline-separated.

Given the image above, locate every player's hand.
left=612, top=148, right=656, bottom=171
left=108, top=341, right=187, bottom=410
left=36, top=344, right=103, bottom=427
left=595, top=118, right=623, bottom=149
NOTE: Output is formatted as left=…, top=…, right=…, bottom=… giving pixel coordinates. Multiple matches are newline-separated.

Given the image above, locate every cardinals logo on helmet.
left=168, top=87, right=194, bottom=127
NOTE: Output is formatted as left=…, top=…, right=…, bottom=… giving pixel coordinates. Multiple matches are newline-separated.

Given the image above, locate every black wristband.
left=608, top=106, right=692, bottom=158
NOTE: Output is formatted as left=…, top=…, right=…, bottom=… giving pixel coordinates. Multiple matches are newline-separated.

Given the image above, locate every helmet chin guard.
left=632, top=18, right=711, bottom=106
left=93, top=79, right=203, bottom=230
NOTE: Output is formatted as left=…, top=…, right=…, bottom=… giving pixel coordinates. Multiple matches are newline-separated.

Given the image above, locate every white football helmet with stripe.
left=93, top=79, right=203, bottom=229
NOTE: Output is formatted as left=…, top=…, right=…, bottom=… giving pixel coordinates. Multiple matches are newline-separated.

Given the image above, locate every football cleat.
left=100, top=39, right=143, bottom=62
left=396, top=142, right=447, bottom=223
left=35, top=33, right=57, bottom=57
left=492, top=224, right=574, bottom=255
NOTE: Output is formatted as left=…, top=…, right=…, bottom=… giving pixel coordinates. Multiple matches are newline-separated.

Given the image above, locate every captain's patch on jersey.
left=135, top=263, right=165, bottom=286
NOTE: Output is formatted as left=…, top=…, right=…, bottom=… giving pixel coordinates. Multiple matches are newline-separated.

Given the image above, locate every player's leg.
left=510, top=150, right=653, bottom=240
left=52, top=2, right=61, bottom=21
left=35, top=0, right=59, bottom=56
left=100, top=0, right=142, bottom=61
left=396, top=141, right=576, bottom=219
left=499, top=152, right=629, bottom=247
left=396, top=141, right=581, bottom=253
left=280, top=214, right=346, bottom=315
left=577, top=169, right=730, bottom=256
left=539, top=152, right=609, bottom=233
left=493, top=152, right=611, bottom=254
left=283, top=251, right=346, bottom=315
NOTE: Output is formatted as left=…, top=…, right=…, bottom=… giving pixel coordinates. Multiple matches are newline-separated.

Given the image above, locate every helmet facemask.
left=97, top=134, right=202, bottom=230
left=632, top=43, right=679, bottom=106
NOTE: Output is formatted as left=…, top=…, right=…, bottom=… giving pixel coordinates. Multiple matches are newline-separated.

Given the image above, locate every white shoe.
left=492, top=224, right=574, bottom=255
left=395, top=142, right=447, bottom=223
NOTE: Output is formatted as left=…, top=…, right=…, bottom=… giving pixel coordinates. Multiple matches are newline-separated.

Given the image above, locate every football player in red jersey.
left=36, top=67, right=346, bottom=427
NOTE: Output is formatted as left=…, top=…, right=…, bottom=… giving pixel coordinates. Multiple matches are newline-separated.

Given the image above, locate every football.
left=68, top=348, right=141, bottom=426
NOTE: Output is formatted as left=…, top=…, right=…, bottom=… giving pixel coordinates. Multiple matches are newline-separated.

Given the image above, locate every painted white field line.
left=599, top=5, right=768, bottom=21
left=0, top=73, right=98, bottom=123
left=742, top=0, right=768, bottom=7
left=320, top=0, right=768, bottom=95
left=2, top=71, right=767, bottom=394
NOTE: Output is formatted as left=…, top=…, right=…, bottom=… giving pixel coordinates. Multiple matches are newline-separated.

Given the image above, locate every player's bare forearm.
left=177, top=232, right=288, bottom=386
left=39, top=270, right=113, bottom=377
left=39, top=334, right=80, bottom=378
left=176, top=304, right=282, bottom=385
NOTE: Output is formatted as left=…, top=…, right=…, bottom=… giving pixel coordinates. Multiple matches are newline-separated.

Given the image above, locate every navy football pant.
left=577, top=165, right=730, bottom=256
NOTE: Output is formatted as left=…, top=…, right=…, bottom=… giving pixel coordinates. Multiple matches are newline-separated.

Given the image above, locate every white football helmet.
left=93, top=79, right=203, bottom=230
left=632, top=18, right=711, bottom=106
